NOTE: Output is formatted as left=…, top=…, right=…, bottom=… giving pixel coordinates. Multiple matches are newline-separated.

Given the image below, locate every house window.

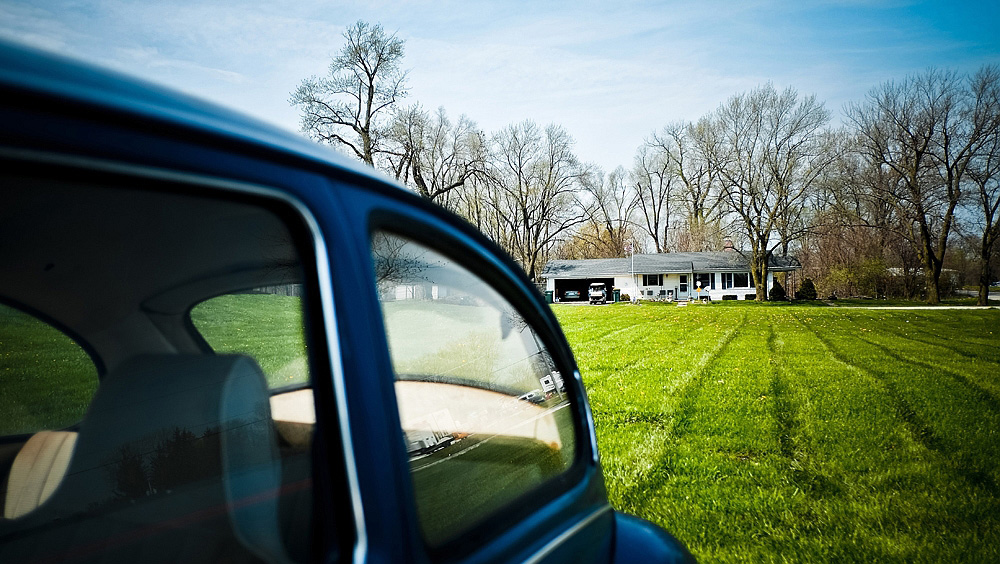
left=720, top=272, right=751, bottom=289
left=642, top=274, right=662, bottom=286
left=694, top=273, right=714, bottom=291
left=679, top=275, right=687, bottom=293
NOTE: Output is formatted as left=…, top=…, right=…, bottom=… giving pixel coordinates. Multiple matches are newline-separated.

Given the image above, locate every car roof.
left=0, top=40, right=407, bottom=370
left=0, top=40, right=536, bottom=375
left=0, top=39, right=395, bottom=188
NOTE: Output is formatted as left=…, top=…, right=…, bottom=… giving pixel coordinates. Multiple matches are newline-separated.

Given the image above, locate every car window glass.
left=191, top=289, right=309, bottom=389
left=371, top=231, right=576, bottom=547
left=0, top=304, right=97, bottom=436
left=0, top=178, right=321, bottom=564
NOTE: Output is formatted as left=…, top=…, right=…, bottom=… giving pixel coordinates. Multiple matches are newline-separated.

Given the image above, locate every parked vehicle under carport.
left=589, top=283, right=607, bottom=304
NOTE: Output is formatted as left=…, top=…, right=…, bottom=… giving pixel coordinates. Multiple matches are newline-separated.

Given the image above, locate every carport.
left=553, top=278, right=613, bottom=302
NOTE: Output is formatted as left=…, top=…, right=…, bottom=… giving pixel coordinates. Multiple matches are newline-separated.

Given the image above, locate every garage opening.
left=553, top=278, right=614, bottom=302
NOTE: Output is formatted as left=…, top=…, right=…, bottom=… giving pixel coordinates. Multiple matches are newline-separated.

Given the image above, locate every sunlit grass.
left=191, top=293, right=309, bottom=388
left=5, top=294, right=999, bottom=561
left=0, top=304, right=97, bottom=436
left=554, top=303, right=1000, bottom=563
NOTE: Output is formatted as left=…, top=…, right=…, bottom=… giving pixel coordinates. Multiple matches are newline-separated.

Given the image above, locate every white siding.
left=545, top=269, right=784, bottom=301
left=613, top=275, right=638, bottom=298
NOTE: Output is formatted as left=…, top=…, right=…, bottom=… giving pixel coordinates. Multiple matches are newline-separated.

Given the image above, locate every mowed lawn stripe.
left=837, top=310, right=1000, bottom=403
left=886, top=310, right=1000, bottom=363
left=559, top=306, right=747, bottom=527
left=615, top=309, right=748, bottom=506
left=555, top=305, right=667, bottom=345
left=793, top=311, right=1000, bottom=561
left=823, top=310, right=1000, bottom=490
left=776, top=311, right=990, bottom=561
left=647, top=311, right=804, bottom=562
left=557, top=307, right=686, bottom=389
left=558, top=305, right=1000, bottom=563
left=876, top=314, right=1000, bottom=365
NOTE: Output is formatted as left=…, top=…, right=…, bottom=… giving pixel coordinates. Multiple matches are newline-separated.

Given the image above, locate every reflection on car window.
left=0, top=304, right=97, bottom=436
left=192, top=289, right=309, bottom=389
left=371, top=232, right=576, bottom=547
left=0, top=179, right=319, bottom=563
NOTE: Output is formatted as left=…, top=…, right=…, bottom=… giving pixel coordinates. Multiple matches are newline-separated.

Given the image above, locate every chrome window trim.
left=523, top=504, right=612, bottom=564
left=0, top=147, right=368, bottom=563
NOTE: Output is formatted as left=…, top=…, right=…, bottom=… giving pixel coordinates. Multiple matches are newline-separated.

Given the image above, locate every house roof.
left=542, top=251, right=801, bottom=279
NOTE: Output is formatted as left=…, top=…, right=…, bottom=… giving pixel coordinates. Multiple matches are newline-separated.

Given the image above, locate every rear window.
left=191, top=289, right=309, bottom=389
left=0, top=304, right=97, bottom=436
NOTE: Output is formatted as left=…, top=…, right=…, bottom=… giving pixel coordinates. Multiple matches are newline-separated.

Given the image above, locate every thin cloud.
left=1, top=0, right=997, bottom=171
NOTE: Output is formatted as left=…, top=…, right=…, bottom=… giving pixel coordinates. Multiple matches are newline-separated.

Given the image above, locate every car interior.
left=0, top=171, right=317, bottom=563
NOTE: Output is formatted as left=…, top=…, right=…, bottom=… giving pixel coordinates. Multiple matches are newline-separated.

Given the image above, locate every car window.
left=370, top=231, right=576, bottom=547
left=0, top=304, right=98, bottom=436
left=0, top=176, right=326, bottom=563
left=191, top=289, right=309, bottom=389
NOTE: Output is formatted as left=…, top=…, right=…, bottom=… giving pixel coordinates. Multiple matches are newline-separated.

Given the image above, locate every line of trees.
left=292, top=21, right=1000, bottom=303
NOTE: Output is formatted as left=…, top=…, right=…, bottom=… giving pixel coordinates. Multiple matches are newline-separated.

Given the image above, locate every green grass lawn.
left=191, top=293, right=309, bottom=388
left=5, top=294, right=999, bottom=561
left=710, top=297, right=1000, bottom=307
left=0, top=304, right=97, bottom=436
left=554, top=302, right=1000, bottom=563
left=0, top=294, right=307, bottom=436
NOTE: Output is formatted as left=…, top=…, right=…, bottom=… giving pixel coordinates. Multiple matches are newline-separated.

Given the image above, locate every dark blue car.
left=0, top=41, right=693, bottom=564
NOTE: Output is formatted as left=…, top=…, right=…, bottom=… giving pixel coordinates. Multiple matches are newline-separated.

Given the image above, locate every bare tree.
left=807, top=130, right=918, bottom=298
left=966, top=66, right=1000, bottom=304
left=485, top=121, right=589, bottom=280
left=648, top=119, right=726, bottom=252
left=631, top=142, right=675, bottom=252
left=382, top=103, right=424, bottom=180
left=848, top=67, right=1000, bottom=303
left=386, top=105, right=487, bottom=207
left=290, top=21, right=407, bottom=166
left=561, top=166, right=638, bottom=258
left=707, top=84, right=832, bottom=300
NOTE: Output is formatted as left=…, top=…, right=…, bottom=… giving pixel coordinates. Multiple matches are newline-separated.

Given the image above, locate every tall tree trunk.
left=924, top=269, right=940, bottom=304
left=922, top=248, right=943, bottom=304
left=751, top=249, right=769, bottom=301
left=980, top=231, right=997, bottom=306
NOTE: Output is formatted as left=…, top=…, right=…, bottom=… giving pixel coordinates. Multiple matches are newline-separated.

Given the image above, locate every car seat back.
left=0, top=354, right=288, bottom=564
left=3, top=430, right=77, bottom=519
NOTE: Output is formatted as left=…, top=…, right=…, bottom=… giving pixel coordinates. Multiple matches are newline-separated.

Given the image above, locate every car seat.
left=0, top=354, right=289, bottom=564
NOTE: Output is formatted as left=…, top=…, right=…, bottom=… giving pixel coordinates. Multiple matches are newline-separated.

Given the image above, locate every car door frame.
left=323, top=178, right=617, bottom=564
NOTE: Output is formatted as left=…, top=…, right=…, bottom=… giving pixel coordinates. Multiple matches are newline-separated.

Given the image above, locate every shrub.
left=722, top=294, right=737, bottom=300
left=620, top=293, right=631, bottom=302
left=769, top=279, right=786, bottom=301
left=798, top=278, right=818, bottom=300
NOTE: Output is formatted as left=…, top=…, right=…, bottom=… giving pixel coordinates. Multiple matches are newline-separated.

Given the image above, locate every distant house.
left=541, top=251, right=801, bottom=301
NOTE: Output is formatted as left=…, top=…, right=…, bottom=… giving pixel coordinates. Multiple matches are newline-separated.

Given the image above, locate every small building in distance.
left=541, top=251, right=801, bottom=302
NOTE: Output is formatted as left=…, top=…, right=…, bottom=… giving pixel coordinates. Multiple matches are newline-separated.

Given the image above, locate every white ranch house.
left=542, top=251, right=801, bottom=302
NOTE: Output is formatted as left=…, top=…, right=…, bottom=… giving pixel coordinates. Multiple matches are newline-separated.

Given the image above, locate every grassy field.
left=0, top=295, right=306, bottom=436
left=0, top=304, right=97, bottom=435
left=5, top=295, right=1000, bottom=561
left=554, top=302, right=1000, bottom=563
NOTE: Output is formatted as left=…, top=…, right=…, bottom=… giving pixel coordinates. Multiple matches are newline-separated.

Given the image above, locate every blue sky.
left=1, top=0, right=997, bottom=171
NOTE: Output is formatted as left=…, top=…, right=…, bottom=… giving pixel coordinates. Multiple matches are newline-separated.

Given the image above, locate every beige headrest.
left=4, top=431, right=77, bottom=519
